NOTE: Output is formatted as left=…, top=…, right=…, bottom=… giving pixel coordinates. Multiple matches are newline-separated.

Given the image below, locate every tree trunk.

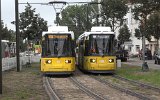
left=112, top=18, right=115, bottom=32
left=157, top=38, right=159, bottom=50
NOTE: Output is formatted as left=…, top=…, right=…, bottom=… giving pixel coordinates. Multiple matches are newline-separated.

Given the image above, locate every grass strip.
left=116, top=64, right=160, bottom=88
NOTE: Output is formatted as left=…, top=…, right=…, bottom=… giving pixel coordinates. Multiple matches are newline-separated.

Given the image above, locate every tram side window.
left=72, top=40, right=76, bottom=56
left=63, top=39, right=71, bottom=55
left=84, top=40, right=89, bottom=56
left=42, top=40, right=46, bottom=57
left=109, top=35, right=115, bottom=55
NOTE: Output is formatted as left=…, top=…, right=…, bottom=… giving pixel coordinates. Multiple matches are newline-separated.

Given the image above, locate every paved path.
left=122, top=58, right=160, bottom=70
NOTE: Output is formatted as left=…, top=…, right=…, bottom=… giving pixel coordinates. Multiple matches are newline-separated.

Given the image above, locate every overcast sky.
left=2, top=0, right=91, bottom=30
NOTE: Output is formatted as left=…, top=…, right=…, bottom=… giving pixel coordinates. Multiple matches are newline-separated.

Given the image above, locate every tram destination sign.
left=48, top=35, right=68, bottom=39
left=92, top=35, right=109, bottom=39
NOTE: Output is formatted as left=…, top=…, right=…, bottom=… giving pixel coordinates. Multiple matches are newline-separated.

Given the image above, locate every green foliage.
left=146, top=11, right=160, bottom=48
left=1, top=21, right=16, bottom=41
left=132, top=0, right=160, bottom=39
left=146, top=11, right=160, bottom=40
left=60, top=0, right=128, bottom=38
left=132, top=0, right=157, bottom=20
left=101, top=0, right=128, bottom=31
left=59, top=5, right=92, bottom=39
left=19, top=3, right=48, bottom=41
left=118, top=24, right=131, bottom=44
left=134, top=28, right=141, bottom=39
left=134, top=25, right=151, bottom=41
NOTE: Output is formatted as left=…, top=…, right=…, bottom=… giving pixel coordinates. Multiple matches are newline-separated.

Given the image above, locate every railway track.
left=43, top=75, right=96, bottom=100
left=69, top=76, right=107, bottom=100
left=75, top=70, right=138, bottom=100
left=44, top=69, right=158, bottom=100
left=91, top=74, right=160, bottom=100
left=43, top=76, right=61, bottom=100
left=43, top=71, right=137, bottom=100
left=91, top=75, right=151, bottom=100
left=113, top=75, right=160, bottom=93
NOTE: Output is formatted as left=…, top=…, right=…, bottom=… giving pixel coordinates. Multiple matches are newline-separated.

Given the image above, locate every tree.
left=146, top=11, right=160, bottom=49
left=118, top=24, right=131, bottom=45
left=59, top=5, right=93, bottom=39
left=134, top=25, right=151, bottom=41
left=101, top=0, right=128, bottom=31
left=131, top=0, right=160, bottom=39
left=19, top=3, right=48, bottom=41
left=131, top=0, right=160, bottom=71
left=1, top=20, right=16, bottom=41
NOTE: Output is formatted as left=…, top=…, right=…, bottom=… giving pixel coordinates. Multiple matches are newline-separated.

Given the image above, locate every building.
left=116, top=4, right=160, bottom=56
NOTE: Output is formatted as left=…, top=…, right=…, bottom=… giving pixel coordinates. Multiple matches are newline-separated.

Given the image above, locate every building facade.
left=116, top=4, right=160, bottom=56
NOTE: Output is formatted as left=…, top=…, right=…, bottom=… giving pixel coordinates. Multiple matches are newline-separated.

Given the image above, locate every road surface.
left=122, top=58, right=160, bottom=70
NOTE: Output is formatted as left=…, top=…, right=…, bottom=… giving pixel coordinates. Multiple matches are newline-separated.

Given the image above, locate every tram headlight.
left=90, top=59, right=96, bottom=63
left=46, top=60, right=52, bottom=64
left=65, top=60, right=71, bottom=63
left=109, top=59, right=114, bottom=63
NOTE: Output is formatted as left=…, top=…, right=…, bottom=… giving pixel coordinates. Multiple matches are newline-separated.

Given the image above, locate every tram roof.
left=78, top=31, right=114, bottom=40
left=48, top=26, right=69, bottom=32
left=91, top=26, right=112, bottom=32
left=42, top=32, right=74, bottom=39
left=42, top=26, right=75, bottom=39
left=78, top=26, right=114, bottom=40
left=1, top=40, right=9, bottom=42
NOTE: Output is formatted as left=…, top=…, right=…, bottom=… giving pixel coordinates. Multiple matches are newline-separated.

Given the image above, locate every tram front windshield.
left=86, top=34, right=114, bottom=56
left=43, top=34, right=73, bottom=57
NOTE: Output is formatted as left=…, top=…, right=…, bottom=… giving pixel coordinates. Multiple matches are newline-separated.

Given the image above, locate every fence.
left=2, top=55, right=41, bottom=71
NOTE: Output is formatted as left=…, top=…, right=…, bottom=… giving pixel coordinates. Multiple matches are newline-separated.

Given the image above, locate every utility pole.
left=141, top=17, right=149, bottom=71
left=96, top=14, right=99, bottom=26
left=0, top=0, right=2, bottom=94
left=97, top=0, right=101, bottom=26
left=15, top=0, right=20, bottom=72
left=56, top=13, right=60, bottom=26
left=142, top=34, right=149, bottom=71
left=86, top=3, right=89, bottom=31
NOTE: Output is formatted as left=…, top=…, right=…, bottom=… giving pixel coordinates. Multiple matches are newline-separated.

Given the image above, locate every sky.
left=1, top=0, right=91, bottom=31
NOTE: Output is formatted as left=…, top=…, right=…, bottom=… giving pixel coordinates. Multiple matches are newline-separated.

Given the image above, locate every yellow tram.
left=41, top=26, right=75, bottom=75
left=77, top=27, right=117, bottom=73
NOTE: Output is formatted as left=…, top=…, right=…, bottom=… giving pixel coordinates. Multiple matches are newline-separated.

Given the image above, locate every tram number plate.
left=57, top=60, right=61, bottom=63
left=100, top=60, right=104, bottom=63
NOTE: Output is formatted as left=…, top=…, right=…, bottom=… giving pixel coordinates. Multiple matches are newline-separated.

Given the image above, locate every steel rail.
left=43, top=77, right=61, bottom=100
left=113, top=75, right=160, bottom=93
left=69, top=76, right=108, bottom=100
left=91, top=75, right=151, bottom=100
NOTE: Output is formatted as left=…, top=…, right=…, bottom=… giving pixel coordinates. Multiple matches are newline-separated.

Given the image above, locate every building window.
left=136, top=45, right=140, bottom=52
